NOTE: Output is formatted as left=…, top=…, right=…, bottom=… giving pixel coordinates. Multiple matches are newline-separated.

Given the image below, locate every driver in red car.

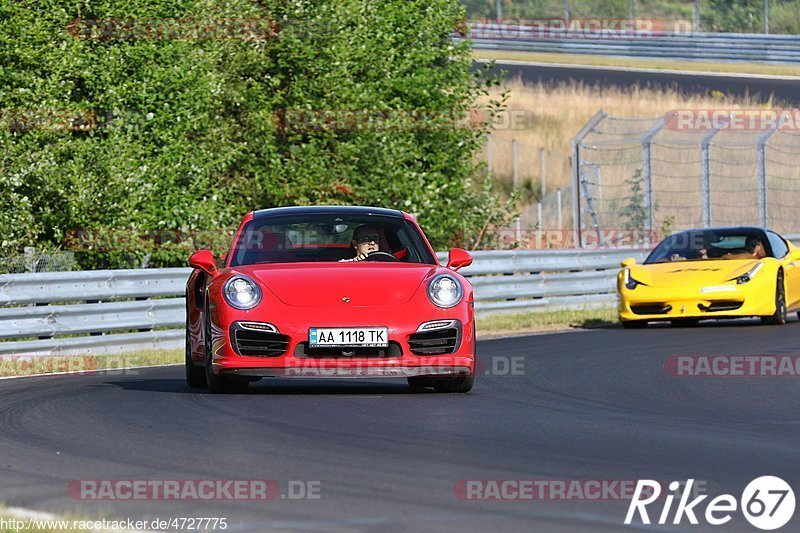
left=339, top=225, right=382, bottom=262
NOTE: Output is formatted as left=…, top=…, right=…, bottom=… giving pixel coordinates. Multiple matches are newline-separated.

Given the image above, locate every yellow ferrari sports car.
left=618, top=227, right=800, bottom=328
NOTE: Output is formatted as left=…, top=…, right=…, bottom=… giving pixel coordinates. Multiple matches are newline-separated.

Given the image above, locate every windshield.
left=230, top=214, right=437, bottom=266
left=645, top=229, right=772, bottom=264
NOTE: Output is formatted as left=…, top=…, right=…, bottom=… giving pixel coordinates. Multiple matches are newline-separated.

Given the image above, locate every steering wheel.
left=364, top=251, right=401, bottom=262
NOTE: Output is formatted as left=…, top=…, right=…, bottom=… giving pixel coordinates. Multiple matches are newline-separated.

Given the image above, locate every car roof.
left=678, top=226, right=770, bottom=234
left=252, top=205, right=405, bottom=221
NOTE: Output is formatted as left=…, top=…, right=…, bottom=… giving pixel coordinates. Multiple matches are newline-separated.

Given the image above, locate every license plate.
left=309, top=327, right=389, bottom=347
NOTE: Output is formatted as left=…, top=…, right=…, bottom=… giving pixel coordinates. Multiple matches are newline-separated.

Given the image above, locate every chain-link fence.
left=459, top=0, right=800, bottom=34
left=483, top=133, right=573, bottom=246
left=574, top=110, right=800, bottom=246
left=0, top=248, right=78, bottom=274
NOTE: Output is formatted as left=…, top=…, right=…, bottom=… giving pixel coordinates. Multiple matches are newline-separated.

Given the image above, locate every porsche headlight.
left=735, top=262, right=764, bottom=284
left=427, top=274, right=463, bottom=308
left=223, top=275, right=262, bottom=310
left=623, top=268, right=644, bottom=290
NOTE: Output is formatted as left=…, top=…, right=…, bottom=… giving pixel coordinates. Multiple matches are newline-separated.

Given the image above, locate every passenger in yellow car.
left=722, top=236, right=766, bottom=260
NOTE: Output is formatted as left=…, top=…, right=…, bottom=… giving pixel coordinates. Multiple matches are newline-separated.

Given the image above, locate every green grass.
left=0, top=349, right=183, bottom=378
left=477, top=307, right=617, bottom=336
left=474, top=49, right=800, bottom=77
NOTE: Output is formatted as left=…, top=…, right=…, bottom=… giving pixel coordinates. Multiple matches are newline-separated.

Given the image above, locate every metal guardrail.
left=466, top=27, right=800, bottom=64
left=0, top=248, right=649, bottom=355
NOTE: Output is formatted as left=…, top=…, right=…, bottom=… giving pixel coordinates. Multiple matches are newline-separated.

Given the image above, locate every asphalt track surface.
left=2, top=320, right=800, bottom=532
left=476, top=60, right=800, bottom=106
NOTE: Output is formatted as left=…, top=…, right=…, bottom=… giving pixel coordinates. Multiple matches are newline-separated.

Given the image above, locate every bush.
left=0, top=0, right=513, bottom=268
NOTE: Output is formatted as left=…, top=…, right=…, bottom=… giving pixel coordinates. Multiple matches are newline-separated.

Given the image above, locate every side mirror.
left=189, top=249, right=218, bottom=276
left=620, top=257, right=636, bottom=268
left=447, top=248, right=473, bottom=271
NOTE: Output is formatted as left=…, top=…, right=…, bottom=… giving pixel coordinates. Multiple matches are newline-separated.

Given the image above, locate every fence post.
left=512, top=139, right=521, bottom=243
left=642, top=117, right=665, bottom=237
left=571, top=110, right=607, bottom=248
left=496, top=0, right=502, bottom=22
left=24, top=247, right=36, bottom=273
left=765, top=0, right=770, bottom=34
left=537, top=202, right=543, bottom=247
left=694, top=0, right=700, bottom=32
left=700, top=128, right=720, bottom=227
left=757, top=127, right=777, bottom=227
left=556, top=188, right=563, bottom=229
left=540, top=147, right=546, bottom=199
left=486, top=133, right=492, bottom=178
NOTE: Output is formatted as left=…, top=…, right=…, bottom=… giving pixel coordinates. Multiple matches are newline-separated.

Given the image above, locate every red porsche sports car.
left=185, top=206, right=475, bottom=393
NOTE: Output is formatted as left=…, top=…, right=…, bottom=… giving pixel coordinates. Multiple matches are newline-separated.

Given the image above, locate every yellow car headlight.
left=735, top=262, right=764, bottom=284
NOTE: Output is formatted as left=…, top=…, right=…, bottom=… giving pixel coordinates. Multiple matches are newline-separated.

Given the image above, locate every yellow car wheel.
left=761, top=271, right=787, bottom=326
left=621, top=320, right=647, bottom=329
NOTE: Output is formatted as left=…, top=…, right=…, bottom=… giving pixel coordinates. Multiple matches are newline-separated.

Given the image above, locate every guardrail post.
left=765, top=0, right=770, bottom=34
left=571, top=110, right=606, bottom=248
left=757, top=127, right=777, bottom=226
left=642, top=117, right=665, bottom=239
left=700, top=128, right=720, bottom=227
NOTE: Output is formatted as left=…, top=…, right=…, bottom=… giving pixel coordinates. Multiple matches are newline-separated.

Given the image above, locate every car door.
left=770, top=232, right=800, bottom=310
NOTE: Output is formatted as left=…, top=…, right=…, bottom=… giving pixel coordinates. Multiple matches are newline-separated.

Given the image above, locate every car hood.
left=630, top=259, right=762, bottom=287
left=235, top=263, right=439, bottom=307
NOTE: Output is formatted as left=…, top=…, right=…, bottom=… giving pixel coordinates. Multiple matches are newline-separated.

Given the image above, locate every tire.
left=762, top=271, right=787, bottom=325
left=204, top=309, right=248, bottom=394
left=407, top=376, right=433, bottom=389
left=433, top=373, right=474, bottom=393
left=671, top=318, right=699, bottom=327
left=621, top=320, right=647, bottom=329
left=185, top=326, right=207, bottom=388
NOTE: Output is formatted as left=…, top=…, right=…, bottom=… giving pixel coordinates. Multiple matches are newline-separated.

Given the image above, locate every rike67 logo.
left=625, top=477, right=795, bottom=530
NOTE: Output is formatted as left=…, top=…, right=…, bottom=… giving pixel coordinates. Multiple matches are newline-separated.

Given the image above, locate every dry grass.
left=0, top=349, right=182, bottom=378
left=477, top=307, right=617, bottom=338
left=480, top=78, right=779, bottom=192
left=474, top=49, right=800, bottom=77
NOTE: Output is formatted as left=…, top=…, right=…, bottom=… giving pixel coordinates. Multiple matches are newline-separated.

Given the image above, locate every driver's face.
left=354, top=233, right=379, bottom=255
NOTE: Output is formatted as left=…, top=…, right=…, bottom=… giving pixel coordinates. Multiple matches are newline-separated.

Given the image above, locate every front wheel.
left=185, top=332, right=207, bottom=388
left=433, top=373, right=474, bottom=393
left=621, top=320, right=647, bottom=329
left=762, top=272, right=787, bottom=325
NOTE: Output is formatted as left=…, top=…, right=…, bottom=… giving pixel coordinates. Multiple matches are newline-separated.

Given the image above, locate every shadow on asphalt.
left=104, top=377, right=438, bottom=395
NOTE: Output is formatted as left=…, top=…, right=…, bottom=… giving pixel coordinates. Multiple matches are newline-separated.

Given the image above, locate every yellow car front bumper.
left=618, top=275, right=776, bottom=322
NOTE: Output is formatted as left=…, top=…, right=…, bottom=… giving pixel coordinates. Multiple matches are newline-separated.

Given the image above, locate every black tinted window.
left=767, top=231, right=788, bottom=258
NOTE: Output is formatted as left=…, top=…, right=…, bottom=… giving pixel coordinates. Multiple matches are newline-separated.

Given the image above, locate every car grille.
left=408, top=328, right=459, bottom=355
left=630, top=304, right=672, bottom=315
left=698, top=301, right=743, bottom=312
left=294, top=342, right=402, bottom=358
left=233, top=329, right=290, bottom=357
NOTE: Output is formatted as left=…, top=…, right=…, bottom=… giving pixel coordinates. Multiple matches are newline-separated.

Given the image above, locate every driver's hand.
left=339, top=252, right=368, bottom=263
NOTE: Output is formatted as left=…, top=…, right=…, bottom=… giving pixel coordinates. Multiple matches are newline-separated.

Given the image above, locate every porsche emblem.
left=342, top=297, right=350, bottom=303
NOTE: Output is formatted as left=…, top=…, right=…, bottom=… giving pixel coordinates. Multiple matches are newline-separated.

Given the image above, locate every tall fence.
left=0, top=249, right=649, bottom=356
left=484, top=134, right=572, bottom=239
left=573, top=110, right=800, bottom=246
